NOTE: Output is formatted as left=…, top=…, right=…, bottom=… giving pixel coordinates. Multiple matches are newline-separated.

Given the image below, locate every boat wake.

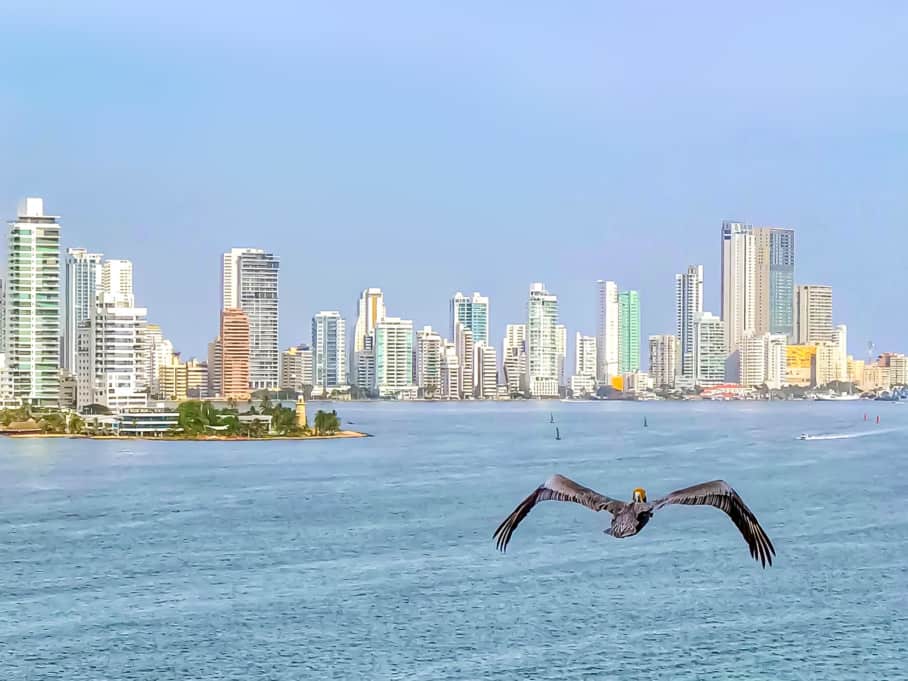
left=797, top=428, right=900, bottom=441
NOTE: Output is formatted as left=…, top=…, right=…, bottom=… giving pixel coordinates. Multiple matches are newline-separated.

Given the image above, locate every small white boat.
left=814, top=393, right=861, bottom=401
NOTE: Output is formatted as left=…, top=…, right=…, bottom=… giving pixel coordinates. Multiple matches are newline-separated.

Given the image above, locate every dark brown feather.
left=493, top=474, right=623, bottom=551
left=652, top=480, right=775, bottom=567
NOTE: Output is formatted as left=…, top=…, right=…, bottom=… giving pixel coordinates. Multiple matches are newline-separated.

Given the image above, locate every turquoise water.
left=2, top=402, right=907, bottom=679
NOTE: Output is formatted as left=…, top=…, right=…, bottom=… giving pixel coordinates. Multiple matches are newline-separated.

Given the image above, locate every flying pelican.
left=493, top=474, right=775, bottom=567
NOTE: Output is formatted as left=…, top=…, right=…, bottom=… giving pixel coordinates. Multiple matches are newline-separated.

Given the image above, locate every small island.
left=0, top=397, right=368, bottom=441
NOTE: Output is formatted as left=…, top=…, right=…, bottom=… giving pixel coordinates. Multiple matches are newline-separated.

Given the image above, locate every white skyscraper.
left=834, top=324, right=848, bottom=383
left=527, top=282, right=559, bottom=398
left=648, top=334, right=678, bottom=389
left=555, top=324, right=567, bottom=388
left=77, top=291, right=148, bottom=411
left=6, top=198, right=61, bottom=406
left=312, top=311, right=347, bottom=393
left=795, top=285, right=834, bottom=344
left=101, top=259, right=133, bottom=297
left=502, top=323, right=527, bottom=395
left=596, top=280, right=620, bottom=381
left=374, top=317, right=416, bottom=399
left=571, top=333, right=598, bottom=395
left=0, top=278, right=5, bottom=354
left=574, top=333, right=597, bottom=379
left=765, top=334, right=788, bottom=390
left=693, top=312, right=726, bottom=386
left=142, top=323, right=175, bottom=398
left=455, top=321, right=474, bottom=398
left=721, top=221, right=755, bottom=353
left=64, top=248, right=103, bottom=372
left=240, top=251, right=280, bottom=389
left=675, top=265, right=703, bottom=381
left=440, top=340, right=460, bottom=400
left=473, top=343, right=498, bottom=399
left=416, top=326, right=443, bottom=397
left=221, top=248, right=261, bottom=310
left=352, top=288, right=386, bottom=393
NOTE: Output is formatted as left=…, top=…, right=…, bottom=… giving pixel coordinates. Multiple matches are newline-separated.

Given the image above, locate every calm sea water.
left=1, top=401, right=907, bottom=680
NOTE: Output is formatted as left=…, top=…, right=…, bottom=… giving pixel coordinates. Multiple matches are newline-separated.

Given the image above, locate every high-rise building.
left=237, top=250, right=279, bottom=390
left=450, top=292, right=490, bottom=345
left=794, top=285, right=833, bottom=344
left=502, top=323, right=527, bottom=395
left=834, top=324, right=848, bottom=383
left=753, top=227, right=795, bottom=339
left=159, top=356, right=209, bottom=401
left=374, top=317, right=416, bottom=398
left=280, top=344, right=313, bottom=392
left=312, top=311, right=347, bottom=392
left=207, top=337, right=222, bottom=397
left=675, top=265, right=704, bottom=381
left=473, top=343, right=498, bottom=399
left=143, top=323, right=175, bottom=398
left=440, top=340, right=460, bottom=399
left=0, top=278, right=5, bottom=354
left=527, top=282, right=559, bottom=398
left=571, top=333, right=597, bottom=395
left=352, top=288, right=386, bottom=393
left=555, top=324, right=567, bottom=388
left=595, top=280, right=620, bottom=381
left=721, top=220, right=755, bottom=352
left=618, top=290, right=640, bottom=374
left=353, top=288, right=386, bottom=352
left=693, top=312, right=726, bottom=386
left=455, top=321, right=474, bottom=398
left=737, top=332, right=767, bottom=388
left=220, top=308, right=250, bottom=400
left=221, top=248, right=261, bottom=310
left=63, top=248, right=103, bottom=371
left=416, top=326, right=443, bottom=397
left=76, top=291, right=148, bottom=411
left=574, top=333, right=597, bottom=379
left=101, top=259, right=133, bottom=297
left=6, top=198, right=61, bottom=406
left=785, top=344, right=816, bottom=387
left=0, top=351, right=14, bottom=408
left=812, top=341, right=841, bottom=387
left=648, top=334, right=677, bottom=389
left=764, top=334, right=788, bottom=390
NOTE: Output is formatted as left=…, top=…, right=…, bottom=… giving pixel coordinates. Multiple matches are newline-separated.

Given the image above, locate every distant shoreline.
left=1, top=430, right=370, bottom=441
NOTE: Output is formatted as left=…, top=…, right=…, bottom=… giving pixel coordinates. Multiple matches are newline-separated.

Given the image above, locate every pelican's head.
left=632, top=487, right=647, bottom=503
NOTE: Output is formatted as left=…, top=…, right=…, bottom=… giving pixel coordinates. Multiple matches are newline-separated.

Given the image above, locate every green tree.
left=312, top=409, right=341, bottom=435
left=259, top=394, right=273, bottom=414
left=67, top=413, right=85, bottom=434
left=270, top=405, right=298, bottom=435
left=38, top=412, right=67, bottom=434
left=175, top=400, right=222, bottom=437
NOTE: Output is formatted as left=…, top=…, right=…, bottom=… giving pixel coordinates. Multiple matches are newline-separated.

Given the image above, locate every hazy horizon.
left=2, top=2, right=906, bottom=360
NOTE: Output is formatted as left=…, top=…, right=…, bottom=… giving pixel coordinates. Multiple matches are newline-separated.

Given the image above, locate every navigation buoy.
left=876, top=415, right=881, bottom=425
left=864, top=413, right=868, bottom=421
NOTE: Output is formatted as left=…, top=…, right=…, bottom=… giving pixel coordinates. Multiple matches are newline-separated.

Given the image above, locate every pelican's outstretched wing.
left=493, top=474, right=624, bottom=552
left=652, top=480, right=775, bottom=567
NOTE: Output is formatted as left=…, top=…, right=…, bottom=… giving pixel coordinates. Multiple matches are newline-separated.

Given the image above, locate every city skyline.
left=0, top=196, right=882, bottom=373
left=1, top=197, right=880, bottom=375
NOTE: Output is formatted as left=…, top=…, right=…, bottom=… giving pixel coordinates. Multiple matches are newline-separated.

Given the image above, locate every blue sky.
left=2, top=2, right=906, bottom=362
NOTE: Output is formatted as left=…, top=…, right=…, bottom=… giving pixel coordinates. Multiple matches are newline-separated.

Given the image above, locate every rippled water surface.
left=2, top=401, right=907, bottom=679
